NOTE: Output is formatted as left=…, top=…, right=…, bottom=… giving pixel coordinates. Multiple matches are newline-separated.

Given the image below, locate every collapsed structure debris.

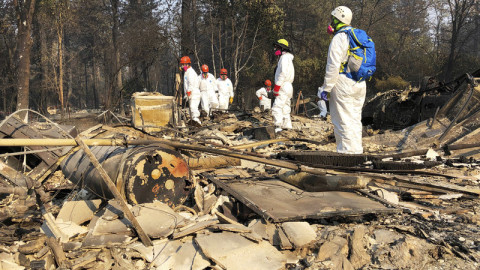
left=0, top=75, right=479, bottom=269
left=362, top=68, right=480, bottom=130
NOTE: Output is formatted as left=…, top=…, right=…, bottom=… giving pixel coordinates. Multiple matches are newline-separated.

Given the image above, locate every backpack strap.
left=336, top=27, right=356, bottom=75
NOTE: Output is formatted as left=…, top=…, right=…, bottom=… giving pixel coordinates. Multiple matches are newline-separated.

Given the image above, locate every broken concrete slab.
left=137, top=238, right=211, bottom=269
left=41, top=213, right=83, bottom=243
left=51, top=220, right=88, bottom=239
left=128, top=239, right=169, bottom=262
left=87, top=200, right=184, bottom=240
left=375, top=188, right=400, bottom=205
left=131, top=201, right=185, bottom=239
left=426, top=149, right=440, bottom=160
left=0, top=259, right=24, bottom=270
left=56, top=199, right=103, bottom=225
left=81, top=234, right=132, bottom=248
left=348, top=225, right=370, bottom=269
left=281, top=222, right=317, bottom=248
left=331, top=255, right=355, bottom=270
left=247, top=219, right=277, bottom=245
left=276, top=227, right=293, bottom=250
left=371, top=235, right=437, bottom=269
left=373, top=229, right=403, bottom=246
left=195, top=232, right=287, bottom=270
left=210, top=223, right=252, bottom=233
left=316, top=236, right=348, bottom=262
left=167, top=238, right=212, bottom=270
left=91, top=216, right=133, bottom=236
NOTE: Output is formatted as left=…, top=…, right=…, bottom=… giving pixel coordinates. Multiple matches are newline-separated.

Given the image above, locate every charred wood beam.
left=0, top=197, right=36, bottom=222
left=0, top=187, right=28, bottom=195
left=46, top=237, right=72, bottom=269
left=188, top=156, right=240, bottom=170
left=278, top=170, right=369, bottom=192
left=0, top=160, right=51, bottom=206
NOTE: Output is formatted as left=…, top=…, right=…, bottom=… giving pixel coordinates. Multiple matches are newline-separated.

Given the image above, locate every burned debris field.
left=0, top=72, right=478, bottom=270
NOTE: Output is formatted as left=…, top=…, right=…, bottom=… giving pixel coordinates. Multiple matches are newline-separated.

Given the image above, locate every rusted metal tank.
left=61, top=145, right=191, bottom=207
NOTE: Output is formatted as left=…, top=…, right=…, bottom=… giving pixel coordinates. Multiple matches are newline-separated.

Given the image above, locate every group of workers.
left=181, top=6, right=366, bottom=154
left=180, top=57, right=234, bottom=124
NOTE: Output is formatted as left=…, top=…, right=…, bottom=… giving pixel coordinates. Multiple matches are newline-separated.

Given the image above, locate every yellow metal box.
left=131, top=92, right=175, bottom=132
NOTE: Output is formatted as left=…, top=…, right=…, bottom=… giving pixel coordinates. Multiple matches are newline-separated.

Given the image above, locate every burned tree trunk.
left=14, top=0, right=36, bottom=117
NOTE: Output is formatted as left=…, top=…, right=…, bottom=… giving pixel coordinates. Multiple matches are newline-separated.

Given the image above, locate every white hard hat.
left=331, top=6, right=352, bottom=25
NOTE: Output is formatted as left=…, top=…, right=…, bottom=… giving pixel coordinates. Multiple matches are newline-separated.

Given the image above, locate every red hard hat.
left=201, top=64, right=209, bottom=73
left=264, top=79, right=272, bottom=86
left=180, top=56, right=191, bottom=64
left=220, top=68, right=228, bottom=75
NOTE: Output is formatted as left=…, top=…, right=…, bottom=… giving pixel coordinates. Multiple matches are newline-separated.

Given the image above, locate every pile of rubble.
left=0, top=76, right=479, bottom=269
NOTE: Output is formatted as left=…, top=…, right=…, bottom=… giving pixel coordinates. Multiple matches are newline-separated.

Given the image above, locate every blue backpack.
left=337, top=26, right=376, bottom=82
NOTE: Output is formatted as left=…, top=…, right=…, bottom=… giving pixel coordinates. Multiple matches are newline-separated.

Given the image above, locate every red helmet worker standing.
left=255, top=79, right=272, bottom=111
left=217, top=68, right=234, bottom=110
left=180, top=56, right=201, bottom=124
left=198, top=64, right=219, bottom=116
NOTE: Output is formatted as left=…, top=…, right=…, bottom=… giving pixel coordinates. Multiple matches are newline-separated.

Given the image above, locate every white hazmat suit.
left=217, top=77, right=234, bottom=110
left=183, top=67, right=201, bottom=123
left=198, top=73, right=219, bottom=114
left=273, top=52, right=295, bottom=131
left=255, top=87, right=272, bottom=110
left=318, top=30, right=366, bottom=154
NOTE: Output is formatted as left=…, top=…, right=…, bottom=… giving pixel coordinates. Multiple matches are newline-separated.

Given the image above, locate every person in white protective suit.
left=272, top=39, right=295, bottom=133
left=318, top=6, right=367, bottom=154
left=180, top=56, right=201, bottom=124
left=198, top=64, right=219, bottom=116
left=255, top=79, right=272, bottom=111
left=216, top=68, right=234, bottom=110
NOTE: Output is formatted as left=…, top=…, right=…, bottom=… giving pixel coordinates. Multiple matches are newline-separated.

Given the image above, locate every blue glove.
left=320, top=91, right=328, bottom=101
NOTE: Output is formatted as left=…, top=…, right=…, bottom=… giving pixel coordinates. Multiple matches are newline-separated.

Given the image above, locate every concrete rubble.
left=0, top=75, right=479, bottom=269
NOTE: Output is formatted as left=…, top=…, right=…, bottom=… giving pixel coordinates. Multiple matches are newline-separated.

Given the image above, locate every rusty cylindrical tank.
left=61, top=145, right=191, bottom=207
